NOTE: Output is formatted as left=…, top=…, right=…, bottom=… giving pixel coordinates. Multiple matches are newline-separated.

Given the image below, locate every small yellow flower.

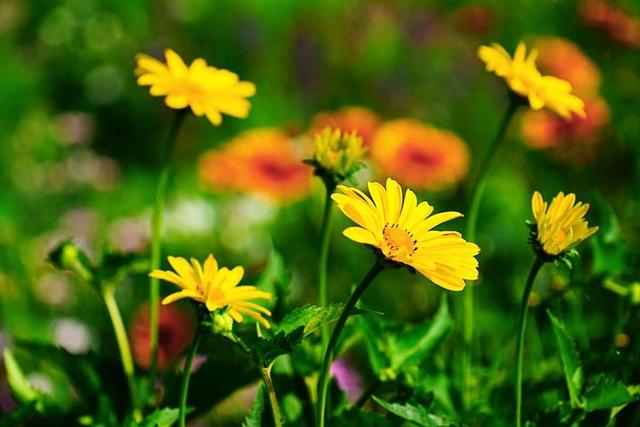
left=149, top=255, right=272, bottom=328
left=478, top=42, right=586, bottom=119
left=312, top=127, right=367, bottom=179
left=135, top=49, right=256, bottom=126
left=531, top=191, right=598, bottom=257
left=332, top=178, right=480, bottom=291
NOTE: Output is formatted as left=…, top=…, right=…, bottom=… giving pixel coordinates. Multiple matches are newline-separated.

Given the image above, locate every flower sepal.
left=527, top=221, right=579, bottom=268
left=202, top=310, right=235, bottom=336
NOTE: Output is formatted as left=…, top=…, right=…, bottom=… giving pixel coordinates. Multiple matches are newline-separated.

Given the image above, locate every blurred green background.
left=1, top=0, right=639, bottom=425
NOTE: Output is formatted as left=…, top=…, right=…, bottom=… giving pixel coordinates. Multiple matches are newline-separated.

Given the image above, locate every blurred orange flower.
left=520, top=38, right=610, bottom=162
left=534, top=37, right=601, bottom=97
left=311, top=107, right=380, bottom=147
left=370, top=119, right=469, bottom=191
left=579, top=0, right=640, bottom=49
left=129, top=303, right=195, bottom=371
left=521, top=97, right=610, bottom=162
left=199, top=129, right=313, bottom=203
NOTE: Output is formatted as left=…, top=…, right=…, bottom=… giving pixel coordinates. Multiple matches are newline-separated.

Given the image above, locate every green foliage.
left=246, top=304, right=346, bottom=366
left=361, top=296, right=453, bottom=380
left=547, top=310, right=584, bottom=409
left=242, top=384, right=266, bottom=427
left=136, top=408, right=180, bottom=427
left=372, top=395, right=453, bottom=427
left=3, top=348, right=49, bottom=413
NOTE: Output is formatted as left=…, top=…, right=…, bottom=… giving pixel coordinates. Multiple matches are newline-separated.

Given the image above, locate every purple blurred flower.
left=330, top=357, right=363, bottom=403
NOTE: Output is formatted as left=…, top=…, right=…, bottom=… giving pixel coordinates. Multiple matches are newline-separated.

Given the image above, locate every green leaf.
left=358, top=314, right=388, bottom=375
left=389, top=296, right=453, bottom=371
left=371, top=396, right=451, bottom=426
left=547, top=310, right=584, bottom=408
left=589, top=193, right=628, bottom=275
left=3, top=349, right=44, bottom=411
left=242, top=384, right=265, bottom=427
left=249, top=304, right=346, bottom=365
left=583, top=376, right=636, bottom=412
left=138, top=407, right=180, bottom=427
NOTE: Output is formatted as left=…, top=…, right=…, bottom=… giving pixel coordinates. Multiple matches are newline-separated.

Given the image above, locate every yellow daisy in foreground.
left=531, top=191, right=598, bottom=257
left=135, top=49, right=256, bottom=126
left=332, top=178, right=480, bottom=291
left=478, top=42, right=586, bottom=119
left=150, top=255, right=272, bottom=328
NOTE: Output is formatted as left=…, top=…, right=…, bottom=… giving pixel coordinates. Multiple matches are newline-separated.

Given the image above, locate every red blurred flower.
left=521, top=97, right=610, bottom=163
left=453, top=4, right=496, bottom=35
left=579, top=0, right=640, bottom=48
left=129, top=303, right=196, bottom=371
left=311, top=107, right=380, bottom=147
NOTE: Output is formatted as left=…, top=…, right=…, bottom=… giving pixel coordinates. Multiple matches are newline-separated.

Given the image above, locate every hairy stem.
left=179, top=328, right=201, bottom=427
left=515, top=257, right=545, bottom=427
left=316, top=261, right=384, bottom=427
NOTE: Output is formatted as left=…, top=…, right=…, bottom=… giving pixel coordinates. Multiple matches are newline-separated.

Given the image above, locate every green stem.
left=149, top=110, right=186, bottom=382
left=102, top=285, right=142, bottom=422
left=316, top=261, right=384, bottom=427
left=179, top=328, right=201, bottom=427
left=462, top=97, right=519, bottom=405
left=318, top=182, right=336, bottom=346
left=515, top=257, right=545, bottom=427
left=261, top=364, right=283, bottom=427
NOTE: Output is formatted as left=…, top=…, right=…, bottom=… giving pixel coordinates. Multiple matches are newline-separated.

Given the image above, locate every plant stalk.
left=515, top=257, right=545, bottom=427
left=149, top=110, right=186, bottom=382
left=316, top=261, right=384, bottom=427
left=261, top=364, right=283, bottom=427
left=462, top=97, right=519, bottom=405
left=179, top=328, right=201, bottom=427
left=101, top=285, right=142, bottom=421
left=318, top=182, right=336, bottom=346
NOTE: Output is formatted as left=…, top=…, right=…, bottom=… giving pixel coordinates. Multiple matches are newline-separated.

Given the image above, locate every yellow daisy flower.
left=478, top=42, right=586, bottom=120
left=149, top=255, right=272, bottom=328
left=531, top=191, right=598, bottom=257
left=135, top=49, right=256, bottom=126
left=331, top=178, right=480, bottom=291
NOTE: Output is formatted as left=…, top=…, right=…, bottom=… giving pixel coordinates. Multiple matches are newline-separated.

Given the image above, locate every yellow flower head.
left=311, top=127, right=367, bottom=180
left=332, top=178, right=480, bottom=291
left=135, top=49, right=256, bottom=126
left=149, top=255, right=272, bottom=328
left=531, top=191, right=598, bottom=257
left=478, top=42, right=586, bottom=120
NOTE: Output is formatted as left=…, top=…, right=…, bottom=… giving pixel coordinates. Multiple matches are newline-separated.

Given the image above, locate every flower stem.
left=149, top=110, right=186, bottom=383
left=515, top=257, right=545, bottom=427
left=318, top=182, right=336, bottom=346
left=462, top=97, right=519, bottom=406
left=261, top=363, right=283, bottom=427
left=316, top=261, right=384, bottom=427
left=179, top=328, right=201, bottom=427
left=101, top=285, right=142, bottom=422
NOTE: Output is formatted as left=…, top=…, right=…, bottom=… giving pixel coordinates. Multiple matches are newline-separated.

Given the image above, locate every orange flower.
left=199, top=129, right=313, bottom=203
left=534, top=37, right=601, bottom=97
left=370, top=119, right=469, bottom=191
left=521, top=97, right=610, bottom=162
left=579, top=0, right=640, bottom=49
left=311, top=107, right=380, bottom=147
left=129, top=303, right=195, bottom=371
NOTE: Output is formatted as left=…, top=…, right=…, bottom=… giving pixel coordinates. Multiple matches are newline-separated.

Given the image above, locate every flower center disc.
left=382, top=223, right=417, bottom=262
